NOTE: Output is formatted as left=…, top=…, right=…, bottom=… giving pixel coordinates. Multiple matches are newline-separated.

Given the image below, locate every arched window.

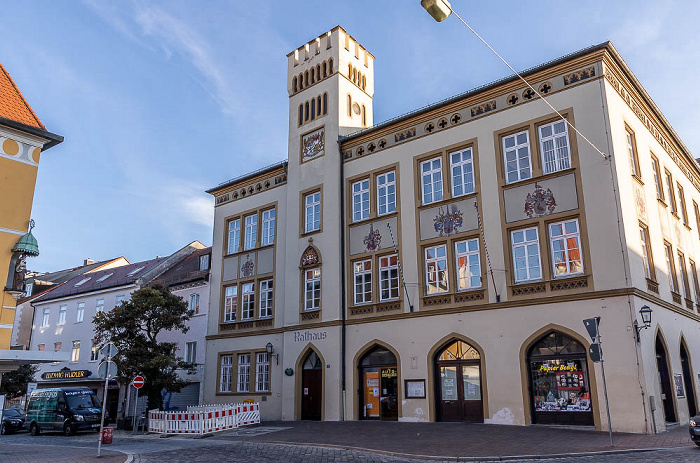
left=305, top=71, right=309, bottom=87
left=316, top=64, right=321, bottom=80
left=298, top=105, right=303, bottom=126
left=328, top=58, right=333, bottom=74
left=347, top=94, right=352, bottom=117
left=311, top=99, right=315, bottom=120
left=310, top=68, right=315, bottom=84
left=362, top=75, right=366, bottom=90
left=305, top=101, right=309, bottom=121
left=361, top=104, right=366, bottom=127
left=299, top=73, right=304, bottom=89
left=323, top=62, right=327, bottom=78
left=435, top=340, right=482, bottom=422
left=292, top=76, right=297, bottom=93
left=359, top=346, right=398, bottom=420
left=300, top=246, right=321, bottom=312
left=348, top=63, right=352, bottom=79
left=323, top=93, right=328, bottom=115
left=357, top=71, right=362, bottom=86
left=317, top=96, right=321, bottom=115
left=352, top=67, right=357, bottom=83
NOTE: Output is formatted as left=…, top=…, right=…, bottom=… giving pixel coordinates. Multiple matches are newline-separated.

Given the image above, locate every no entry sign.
left=133, top=376, right=145, bottom=389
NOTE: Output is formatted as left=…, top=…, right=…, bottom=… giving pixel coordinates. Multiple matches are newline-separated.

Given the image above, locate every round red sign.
left=133, top=375, right=145, bottom=389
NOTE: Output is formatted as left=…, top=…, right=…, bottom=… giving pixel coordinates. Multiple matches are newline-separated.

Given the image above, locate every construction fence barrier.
left=148, top=403, right=260, bottom=435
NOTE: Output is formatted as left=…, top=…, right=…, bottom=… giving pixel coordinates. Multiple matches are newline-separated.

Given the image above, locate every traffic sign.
left=101, top=342, right=119, bottom=358
left=589, top=343, right=602, bottom=363
left=583, top=317, right=600, bottom=341
left=133, top=376, right=145, bottom=389
left=98, top=361, right=118, bottom=379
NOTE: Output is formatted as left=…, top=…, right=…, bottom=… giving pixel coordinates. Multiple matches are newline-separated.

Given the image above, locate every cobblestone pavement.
left=0, top=442, right=124, bottom=463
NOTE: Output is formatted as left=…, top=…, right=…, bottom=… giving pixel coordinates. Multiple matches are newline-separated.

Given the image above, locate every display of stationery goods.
left=531, top=359, right=591, bottom=412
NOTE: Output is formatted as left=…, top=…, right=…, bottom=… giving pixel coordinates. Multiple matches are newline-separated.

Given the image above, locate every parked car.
left=26, top=387, right=105, bottom=436
left=1, top=408, right=26, bottom=434
left=690, top=416, right=700, bottom=446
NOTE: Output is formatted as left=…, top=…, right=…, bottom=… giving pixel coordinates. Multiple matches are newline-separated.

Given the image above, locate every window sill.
left=301, top=229, right=322, bottom=238
left=501, top=167, right=576, bottom=190
left=671, top=292, right=682, bottom=304
left=632, top=175, right=644, bottom=186
left=657, top=198, right=667, bottom=208
left=418, top=192, right=477, bottom=210
left=350, top=211, right=399, bottom=227
left=646, top=278, right=659, bottom=294
left=349, top=300, right=402, bottom=317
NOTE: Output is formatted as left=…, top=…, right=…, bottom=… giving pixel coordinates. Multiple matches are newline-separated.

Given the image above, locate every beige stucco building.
left=203, top=26, right=700, bottom=434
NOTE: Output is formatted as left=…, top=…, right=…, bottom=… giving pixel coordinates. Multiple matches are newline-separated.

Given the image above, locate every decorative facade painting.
left=300, top=246, right=320, bottom=267
left=634, top=183, right=647, bottom=222
left=241, top=255, right=255, bottom=278
left=434, top=205, right=463, bottom=237
left=524, top=183, right=557, bottom=218
left=302, top=127, right=325, bottom=160
left=363, top=223, right=382, bottom=252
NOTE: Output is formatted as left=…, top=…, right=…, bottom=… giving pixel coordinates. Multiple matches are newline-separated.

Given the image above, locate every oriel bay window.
left=456, top=238, right=481, bottom=290
left=511, top=227, right=542, bottom=283
left=425, top=245, right=448, bottom=294
left=379, top=254, right=399, bottom=301
left=548, top=219, right=582, bottom=277
left=353, top=259, right=372, bottom=304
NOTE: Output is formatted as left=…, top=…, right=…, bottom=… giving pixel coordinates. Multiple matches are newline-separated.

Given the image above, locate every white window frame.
left=639, top=226, right=652, bottom=280
left=261, top=209, right=276, bottom=246
left=199, top=254, right=210, bottom=270
left=511, top=227, right=542, bottom=283
left=219, top=355, right=233, bottom=393
left=665, top=243, right=678, bottom=292
left=71, top=341, right=80, bottom=362
left=379, top=254, right=400, bottom=301
left=353, top=259, right=372, bottom=305
left=255, top=352, right=270, bottom=393
left=259, top=279, right=273, bottom=318
left=244, top=214, right=257, bottom=250
left=539, top=120, right=571, bottom=174
left=420, top=158, right=443, bottom=205
left=189, top=293, right=200, bottom=314
left=549, top=219, right=583, bottom=278
left=75, top=302, right=85, bottom=323
left=425, top=245, right=448, bottom=294
left=237, top=353, right=251, bottom=393
left=377, top=171, right=396, bottom=216
left=352, top=179, right=370, bottom=222
left=41, top=308, right=50, bottom=327
left=228, top=219, right=241, bottom=254
left=678, top=252, right=690, bottom=300
left=626, top=129, right=638, bottom=176
left=57, top=305, right=67, bottom=325
left=96, top=298, right=104, bottom=314
left=455, top=238, right=482, bottom=290
left=224, top=285, right=237, bottom=322
left=304, top=268, right=321, bottom=311
left=185, top=341, right=197, bottom=364
left=450, top=148, right=475, bottom=198
left=241, top=283, right=255, bottom=320
left=690, top=260, right=700, bottom=303
left=503, top=130, right=532, bottom=184
left=305, top=191, right=321, bottom=232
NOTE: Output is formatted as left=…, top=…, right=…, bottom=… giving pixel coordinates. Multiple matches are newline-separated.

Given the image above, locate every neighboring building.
left=28, top=241, right=204, bottom=422
left=148, top=246, right=212, bottom=410
left=0, top=62, right=63, bottom=348
left=11, top=257, right=130, bottom=349
left=203, top=27, right=700, bottom=434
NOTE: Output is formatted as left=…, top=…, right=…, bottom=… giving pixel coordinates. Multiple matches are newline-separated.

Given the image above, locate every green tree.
left=0, top=364, right=38, bottom=399
left=93, top=284, right=195, bottom=411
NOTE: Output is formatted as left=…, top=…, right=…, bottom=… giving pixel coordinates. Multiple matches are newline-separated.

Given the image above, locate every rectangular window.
left=678, top=252, right=690, bottom=300
left=677, top=183, right=689, bottom=225
left=38, top=343, right=45, bottom=351
left=261, top=209, right=276, bottom=246
left=353, top=259, right=372, bottom=304
left=244, top=215, right=257, bottom=250
left=503, top=130, right=532, bottom=183
left=224, top=286, right=238, bottom=322
left=651, top=156, right=663, bottom=200
left=695, top=201, right=700, bottom=237
left=189, top=293, right=200, bottom=314
left=237, top=353, right=251, bottom=393
left=639, top=225, right=654, bottom=280
left=199, top=254, right=210, bottom=271
left=690, top=260, right=700, bottom=304
left=377, top=171, right=397, bottom=216
left=549, top=219, right=583, bottom=277
left=425, top=245, right=448, bottom=294
left=664, top=243, right=678, bottom=292
left=539, top=121, right=571, bottom=174
left=25, top=282, right=33, bottom=297
left=71, top=341, right=80, bottom=362
left=185, top=341, right=197, bottom=364
left=352, top=179, right=370, bottom=222
left=450, top=148, right=475, bottom=197
left=625, top=129, right=639, bottom=176
left=305, top=191, right=321, bottom=232
left=42, top=308, right=50, bottom=327
left=511, top=227, right=542, bottom=282
left=455, top=238, right=481, bottom=290
left=255, top=352, right=270, bottom=393
left=91, top=339, right=99, bottom=361
left=421, top=158, right=443, bottom=204
left=665, top=170, right=677, bottom=213
left=75, top=302, right=85, bottom=323
left=54, top=342, right=62, bottom=352
left=58, top=305, right=66, bottom=325
left=96, top=299, right=104, bottom=314
left=219, top=355, right=233, bottom=393
left=241, top=283, right=255, bottom=320
left=228, top=219, right=241, bottom=254
left=259, top=279, right=273, bottom=318
left=379, top=254, right=400, bottom=301
left=304, top=268, right=321, bottom=311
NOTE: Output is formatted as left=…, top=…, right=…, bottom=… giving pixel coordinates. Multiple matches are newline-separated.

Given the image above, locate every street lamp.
left=635, top=305, right=653, bottom=343
left=421, top=0, right=452, bottom=22
left=265, top=342, right=279, bottom=365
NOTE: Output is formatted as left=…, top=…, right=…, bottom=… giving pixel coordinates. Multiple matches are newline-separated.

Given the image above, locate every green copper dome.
left=12, top=229, right=39, bottom=257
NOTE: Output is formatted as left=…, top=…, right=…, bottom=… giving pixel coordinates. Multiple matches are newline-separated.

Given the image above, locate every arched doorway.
left=358, top=346, right=398, bottom=420
left=656, top=335, right=677, bottom=423
left=681, top=342, right=697, bottom=417
left=434, top=340, right=483, bottom=422
left=527, top=331, right=593, bottom=425
left=301, top=350, right=322, bottom=420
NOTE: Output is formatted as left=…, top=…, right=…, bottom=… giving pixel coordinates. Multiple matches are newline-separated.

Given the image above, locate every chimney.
left=84, top=258, right=94, bottom=265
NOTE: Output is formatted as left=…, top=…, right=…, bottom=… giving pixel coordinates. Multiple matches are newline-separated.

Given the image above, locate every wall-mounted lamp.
left=266, top=342, right=279, bottom=365
left=634, top=305, right=653, bottom=343
left=421, top=0, right=452, bottom=22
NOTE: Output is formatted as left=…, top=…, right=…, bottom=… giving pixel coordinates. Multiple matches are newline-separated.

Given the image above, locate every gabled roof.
left=150, top=247, right=211, bottom=288
left=0, top=62, right=45, bottom=130
left=27, top=257, right=129, bottom=287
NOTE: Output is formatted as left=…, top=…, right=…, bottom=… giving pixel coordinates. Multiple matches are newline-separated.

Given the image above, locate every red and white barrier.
left=148, top=403, right=260, bottom=435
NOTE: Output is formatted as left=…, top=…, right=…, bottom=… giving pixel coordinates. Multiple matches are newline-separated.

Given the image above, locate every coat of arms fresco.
left=241, top=255, right=255, bottom=278
left=363, top=223, right=382, bottom=252
left=434, top=205, right=463, bottom=236
left=302, top=128, right=325, bottom=159
left=524, top=182, right=557, bottom=218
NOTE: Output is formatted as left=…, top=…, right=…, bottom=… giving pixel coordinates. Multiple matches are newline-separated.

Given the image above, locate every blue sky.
left=2, top=1, right=699, bottom=272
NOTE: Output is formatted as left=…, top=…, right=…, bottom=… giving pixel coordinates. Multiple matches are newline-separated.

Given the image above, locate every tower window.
left=323, top=93, right=328, bottom=115
left=293, top=77, right=297, bottom=93
left=310, top=68, right=315, bottom=84
left=323, top=62, right=327, bottom=78
left=305, top=102, right=309, bottom=121
left=311, top=99, right=316, bottom=120
left=328, top=58, right=333, bottom=73
left=347, top=95, right=352, bottom=117
left=298, top=105, right=303, bottom=126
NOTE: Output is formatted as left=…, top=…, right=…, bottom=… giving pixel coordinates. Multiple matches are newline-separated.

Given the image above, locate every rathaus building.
left=204, top=26, right=700, bottom=433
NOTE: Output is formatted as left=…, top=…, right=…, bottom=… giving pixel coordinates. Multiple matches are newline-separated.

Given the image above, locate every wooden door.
left=681, top=345, right=697, bottom=417
left=438, top=364, right=462, bottom=421
left=656, top=339, right=677, bottom=422
left=461, top=364, right=483, bottom=422
left=301, top=369, right=322, bottom=420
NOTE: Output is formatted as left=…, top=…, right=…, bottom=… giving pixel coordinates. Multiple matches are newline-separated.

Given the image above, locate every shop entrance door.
left=681, top=344, right=697, bottom=417
left=435, top=340, right=483, bottom=422
left=656, top=337, right=677, bottom=423
left=359, top=346, right=398, bottom=420
left=301, top=351, right=322, bottom=420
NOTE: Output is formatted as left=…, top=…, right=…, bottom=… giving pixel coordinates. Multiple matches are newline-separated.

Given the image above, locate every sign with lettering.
left=293, top=330, right=328, bottom=342
left=539, top=362, right=580, bottom=373
left=381, top=368, right=397, bottom=378
left=41, top=369, right=92, bottom=380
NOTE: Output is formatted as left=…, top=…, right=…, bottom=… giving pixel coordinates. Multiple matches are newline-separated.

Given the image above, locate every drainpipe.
left=338, top=138, right=347, bottom=421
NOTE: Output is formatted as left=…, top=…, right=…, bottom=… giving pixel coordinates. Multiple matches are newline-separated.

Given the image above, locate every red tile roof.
left=0, top=62, right=45, bottom=130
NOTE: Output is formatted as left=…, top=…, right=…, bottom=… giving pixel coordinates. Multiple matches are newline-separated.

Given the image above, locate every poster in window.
left=674, top=373, right=685, bottom=398
left=405, top=379, right=426, bottom=398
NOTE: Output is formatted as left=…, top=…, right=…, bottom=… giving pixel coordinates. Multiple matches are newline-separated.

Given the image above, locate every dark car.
left=26, top=387, right=104, bottom=435
left=690, top=417, right=700, bottom=446
left=2, top=408, right=26, bottom=434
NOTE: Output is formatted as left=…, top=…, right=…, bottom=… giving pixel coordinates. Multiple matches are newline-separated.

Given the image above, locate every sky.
left=1, top=0, right=699, bottom=272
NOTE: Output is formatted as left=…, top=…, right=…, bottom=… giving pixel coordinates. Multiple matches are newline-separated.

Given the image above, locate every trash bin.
left=101, top=427, right=113, bottom=444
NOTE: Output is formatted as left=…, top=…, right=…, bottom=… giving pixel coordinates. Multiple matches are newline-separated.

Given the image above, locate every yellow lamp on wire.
left=421, top=0, right=452, bottom=22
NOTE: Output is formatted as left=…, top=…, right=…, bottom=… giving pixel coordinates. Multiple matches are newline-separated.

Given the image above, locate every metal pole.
left=132, top=385, right=138, bottom=434
left=597, top=319, right=614, bottom=446
left=386, top=222, right=413, bottom=311
left=97, top=356, right=110, bottom=457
